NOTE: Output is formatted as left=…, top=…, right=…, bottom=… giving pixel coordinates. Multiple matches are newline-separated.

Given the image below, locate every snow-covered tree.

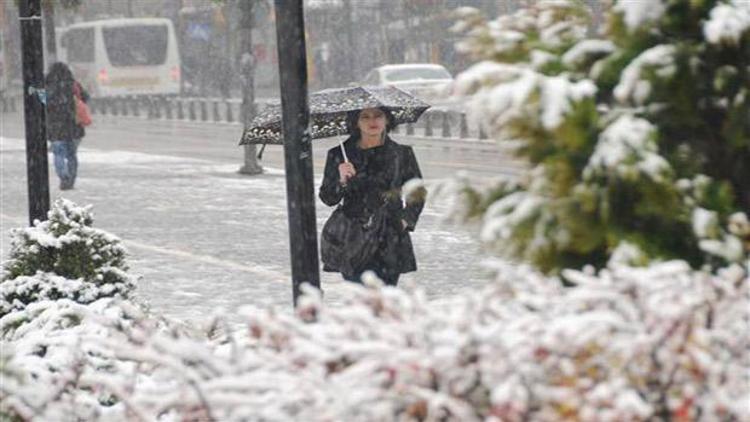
left=1, top=199, right=135, bottom=317
left=451, top=0, right=750, bottom=273
left=1, top=263, right=748, bottom=420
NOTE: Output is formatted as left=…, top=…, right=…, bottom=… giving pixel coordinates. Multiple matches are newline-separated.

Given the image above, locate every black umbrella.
left=239, top=85, right=431, bottom=148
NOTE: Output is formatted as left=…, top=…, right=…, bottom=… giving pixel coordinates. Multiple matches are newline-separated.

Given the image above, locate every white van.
left=59, top=18, right=181, bottom=97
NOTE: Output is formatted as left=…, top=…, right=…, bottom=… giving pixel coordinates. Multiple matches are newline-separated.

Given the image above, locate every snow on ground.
left=0, top=136, right=493, bottom=324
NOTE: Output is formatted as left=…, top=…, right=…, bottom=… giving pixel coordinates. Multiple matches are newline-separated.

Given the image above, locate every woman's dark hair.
left=345, top=107, right=397, bottom=138
left=46, top=62, right=74, bottom=85
left=45, top=62, right=75, bottom=111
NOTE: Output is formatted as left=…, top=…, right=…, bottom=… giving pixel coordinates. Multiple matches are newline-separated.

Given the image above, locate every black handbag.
left=321, top=147, right=401, bottom=275
left=320, top=205, right=389, bottom=275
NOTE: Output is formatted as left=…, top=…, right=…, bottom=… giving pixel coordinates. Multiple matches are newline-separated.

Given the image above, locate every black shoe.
left=60, top=180, right=73, bottom=190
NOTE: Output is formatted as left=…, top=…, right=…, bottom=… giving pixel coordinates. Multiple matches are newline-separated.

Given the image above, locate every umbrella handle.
left=257, top=143, right=267, bottom=160
left=339, top=141, right=349, bottom=163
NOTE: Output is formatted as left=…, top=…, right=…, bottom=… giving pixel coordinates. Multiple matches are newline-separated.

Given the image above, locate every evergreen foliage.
left=1, top=199, right=135, bottom=317
left=452, top=0, right=750, bottom=273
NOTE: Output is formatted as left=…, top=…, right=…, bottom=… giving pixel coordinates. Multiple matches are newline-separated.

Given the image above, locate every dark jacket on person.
left=319, top=135, right=425, bottom=275
left=45, top=63, right=78, bottom=141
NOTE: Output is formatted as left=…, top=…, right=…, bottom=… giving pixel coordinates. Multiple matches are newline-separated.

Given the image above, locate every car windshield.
left=382, top=67, right=451, bottom=82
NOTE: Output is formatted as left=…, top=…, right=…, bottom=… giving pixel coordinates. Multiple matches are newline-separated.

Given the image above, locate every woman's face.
left=357, top=108, right=387, bottom=138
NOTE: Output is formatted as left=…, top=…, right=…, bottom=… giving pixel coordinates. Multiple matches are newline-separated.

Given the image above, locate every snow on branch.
left=704, top=0, right=750, bottom=45
left=1, top=199, right=135, bottom=319
left=455, top=63, right=596, bottom=138
left=614, top=44, right=676, bottom=105
left=613, top=0, right=666, bottom=32
left=562, top=39, right=616, bottom=68
left=583, top=115, right=671, bottom=183
left=2, top=262, right=748, bottom=420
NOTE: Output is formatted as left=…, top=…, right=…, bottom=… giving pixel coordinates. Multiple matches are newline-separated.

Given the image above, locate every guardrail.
left=2, top=94, right=490, bottom=140
left=88, top=96, right=241, bottom=124
left=391, top=107, right=488, bottom=140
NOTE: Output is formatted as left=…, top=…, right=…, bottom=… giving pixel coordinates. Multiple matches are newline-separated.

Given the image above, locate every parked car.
left=361, top=63, right=453, bottom=101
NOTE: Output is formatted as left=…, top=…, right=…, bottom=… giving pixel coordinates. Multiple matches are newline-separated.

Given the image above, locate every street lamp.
left=19, top=0, right=50, bottom=225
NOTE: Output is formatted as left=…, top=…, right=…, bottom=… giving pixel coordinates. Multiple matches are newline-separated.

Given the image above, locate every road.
left=1, top=111, right=523, bottom=323
left=1, top=110, right=522, bottom=178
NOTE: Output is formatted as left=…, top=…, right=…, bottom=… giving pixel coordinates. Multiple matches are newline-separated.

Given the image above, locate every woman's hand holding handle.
left=338, top=162, right=356, bottom=185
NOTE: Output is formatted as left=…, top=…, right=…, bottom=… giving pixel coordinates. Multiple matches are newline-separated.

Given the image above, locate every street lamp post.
left=273, top=0, right=320, bottom=306
left=19, top=0, right=50, bottom=225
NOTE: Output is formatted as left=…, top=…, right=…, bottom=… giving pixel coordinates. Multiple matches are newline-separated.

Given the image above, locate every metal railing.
left=2, top=93, right=490, bottom=141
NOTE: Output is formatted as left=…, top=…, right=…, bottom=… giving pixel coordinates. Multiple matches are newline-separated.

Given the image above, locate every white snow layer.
left=455, top=62, right=596, bottom=135
left=692, top=208, right=720, bottom=239
left=614, top=0, right=667, bottom=31
left=3, top=0, right=749, bottom=418
left=704, top=0, right=750, bottom=45
left=562, top=39, right=616, bottom=67
left=584, top=115, right=671, bottom=182
left=2, top=260, right=748, bottom=420
left=614, top=44, right=676, bottom=104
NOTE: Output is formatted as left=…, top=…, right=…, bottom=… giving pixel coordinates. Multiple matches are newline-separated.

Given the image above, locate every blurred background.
left=0, top=0, right=604, bottom=102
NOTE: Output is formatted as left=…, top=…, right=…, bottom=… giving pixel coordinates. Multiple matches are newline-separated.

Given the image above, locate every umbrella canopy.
left=239, top=85, right=431, bottom=145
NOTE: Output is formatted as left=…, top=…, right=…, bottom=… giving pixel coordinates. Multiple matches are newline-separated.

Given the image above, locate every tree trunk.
left=238, top=0, right=263, bottom=175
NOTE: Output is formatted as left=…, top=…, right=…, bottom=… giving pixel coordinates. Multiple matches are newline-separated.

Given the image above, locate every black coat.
left=319, top=135, right=425, bottom=276
left=45, top=64, right=78, bottom=142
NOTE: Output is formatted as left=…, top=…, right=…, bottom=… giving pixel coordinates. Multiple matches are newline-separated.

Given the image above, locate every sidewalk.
left=1, top=136, right=495, bottom=324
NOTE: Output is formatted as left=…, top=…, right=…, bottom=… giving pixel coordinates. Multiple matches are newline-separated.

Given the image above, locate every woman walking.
left=319, top=107, right=425, bottom=286
left=46, top=62, right=87, bottom=190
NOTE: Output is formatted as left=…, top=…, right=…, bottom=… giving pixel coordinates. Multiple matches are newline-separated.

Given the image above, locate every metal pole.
left=19, top=0, right=50, bottom=225
left=274, top=0, right=320, bottom=306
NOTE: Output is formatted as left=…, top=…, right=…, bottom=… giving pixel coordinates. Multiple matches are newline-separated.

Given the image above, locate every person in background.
left=45, top=62, right=87, bottom=190
left=319, top=107, right=426, bottom=286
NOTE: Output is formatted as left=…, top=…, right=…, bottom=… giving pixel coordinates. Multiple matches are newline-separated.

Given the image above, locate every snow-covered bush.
left=1, top=199, right=135, bottom=317
left=451, top=0, right=750, bottom=273
left=1, top=263, right=748, bottom=421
